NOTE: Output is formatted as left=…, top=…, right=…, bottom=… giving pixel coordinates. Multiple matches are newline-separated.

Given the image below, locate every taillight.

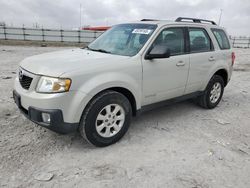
left=232, top=52, right=236, bottom=66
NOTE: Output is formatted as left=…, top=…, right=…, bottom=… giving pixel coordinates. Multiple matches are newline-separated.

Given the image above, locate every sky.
left=0, top=0, right=249, bottom=36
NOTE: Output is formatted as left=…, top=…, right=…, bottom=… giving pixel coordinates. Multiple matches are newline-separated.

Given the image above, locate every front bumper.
left=13, top=90, right=78, bottom=134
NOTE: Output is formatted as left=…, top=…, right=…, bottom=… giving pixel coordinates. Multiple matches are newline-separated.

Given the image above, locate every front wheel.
left=196, top=75, right=225, bottom=109
left=79, top=90, right=132, bottom=147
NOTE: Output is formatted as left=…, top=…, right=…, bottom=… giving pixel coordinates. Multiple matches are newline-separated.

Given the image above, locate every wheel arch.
left=103, top=87, right=137, bottom=116
left=82, top=87, right=138, bottom=117
left=213, top=69, right=228, bottom=86
left=75, top=83, right=140, bottom=124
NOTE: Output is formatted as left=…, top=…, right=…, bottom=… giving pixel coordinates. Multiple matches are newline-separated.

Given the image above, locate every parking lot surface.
left=0, top=45, right=250, bottom=188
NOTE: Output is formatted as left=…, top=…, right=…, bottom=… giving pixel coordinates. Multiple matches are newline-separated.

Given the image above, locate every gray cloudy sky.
left=0, top=0, right=250, bottom=36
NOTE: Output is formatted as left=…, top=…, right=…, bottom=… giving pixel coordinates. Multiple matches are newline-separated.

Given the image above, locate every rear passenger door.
left=185, top=27, right=216, bottom=94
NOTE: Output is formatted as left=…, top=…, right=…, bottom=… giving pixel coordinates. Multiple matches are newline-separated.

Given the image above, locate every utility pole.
left=79, top=4, right=82, bottom=30
left=218, top=9, right=223, bottom=26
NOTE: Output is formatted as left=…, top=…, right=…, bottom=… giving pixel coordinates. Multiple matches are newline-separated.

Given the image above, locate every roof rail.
left=175, top=17, right=217, bottom=25
left=141, top=19, right=159, bottom=21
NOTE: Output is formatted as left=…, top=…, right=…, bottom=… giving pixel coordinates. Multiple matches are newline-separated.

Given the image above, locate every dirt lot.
left=0, top=45, right=250, bottom=188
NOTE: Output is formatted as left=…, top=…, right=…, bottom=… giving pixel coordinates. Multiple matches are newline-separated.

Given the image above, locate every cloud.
left=0, top=0, right=249, bottom=36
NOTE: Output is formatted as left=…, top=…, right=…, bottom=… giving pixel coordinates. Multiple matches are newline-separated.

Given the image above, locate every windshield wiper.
left=86, top=46, right=111, bottom=54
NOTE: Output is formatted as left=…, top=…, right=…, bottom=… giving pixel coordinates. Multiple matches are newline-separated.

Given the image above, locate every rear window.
left=211, top=29, right=230, bottom=50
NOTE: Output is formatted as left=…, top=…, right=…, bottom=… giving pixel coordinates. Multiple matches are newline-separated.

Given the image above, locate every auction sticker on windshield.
left=132, top=29, right=152, bottom=35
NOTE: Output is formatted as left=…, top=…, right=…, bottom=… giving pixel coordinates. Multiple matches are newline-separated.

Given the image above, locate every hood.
left=20, top=48, right=129, bottom=77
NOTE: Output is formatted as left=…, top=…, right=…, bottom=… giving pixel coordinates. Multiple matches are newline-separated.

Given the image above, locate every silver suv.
left=13, top=17, right=235, bottom=147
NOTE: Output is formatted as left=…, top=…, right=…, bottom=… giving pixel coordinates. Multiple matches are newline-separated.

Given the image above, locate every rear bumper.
left=13, top=90, right=78, bottom=134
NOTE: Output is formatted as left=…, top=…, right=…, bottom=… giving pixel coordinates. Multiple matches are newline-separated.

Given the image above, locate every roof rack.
left=141, top=19, right=159, bottom=22
left=175, top=17, right=217, bottom=25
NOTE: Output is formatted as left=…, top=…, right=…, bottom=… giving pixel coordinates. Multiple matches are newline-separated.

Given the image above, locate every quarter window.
left=211, top=29, right=230, bottom=49
left=189, top=28, right=213, bottom=53
left=152, top=28, right=185, bottom=56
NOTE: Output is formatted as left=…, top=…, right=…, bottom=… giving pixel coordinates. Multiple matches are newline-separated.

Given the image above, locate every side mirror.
left=145, top=44, right=170, bottom=60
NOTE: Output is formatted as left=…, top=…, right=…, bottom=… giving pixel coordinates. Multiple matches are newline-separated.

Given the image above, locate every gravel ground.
left=0, top=45, right=250, bottom=188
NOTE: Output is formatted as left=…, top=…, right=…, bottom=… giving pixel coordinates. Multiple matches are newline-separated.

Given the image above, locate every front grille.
left=19, top=75, right=33, bottom=90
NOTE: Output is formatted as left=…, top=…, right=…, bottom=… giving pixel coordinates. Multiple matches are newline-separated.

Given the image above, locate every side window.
left=152, top=28, right=185, bottom=56
left=211, top=29, right=230, bottom=49
left=189, top=28, right=212, bottom=53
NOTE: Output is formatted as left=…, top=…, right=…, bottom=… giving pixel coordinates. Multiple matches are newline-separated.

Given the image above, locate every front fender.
left=69, top=72, right=142, bottom=123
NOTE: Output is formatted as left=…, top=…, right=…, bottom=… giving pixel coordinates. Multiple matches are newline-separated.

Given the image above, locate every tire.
left=196, top=75, right=225, bottom=109
left=79, top=90, right=132, bottom=147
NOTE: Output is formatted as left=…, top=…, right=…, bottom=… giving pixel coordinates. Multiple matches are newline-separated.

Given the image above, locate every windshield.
left=87, top=24, right=157, bottom=56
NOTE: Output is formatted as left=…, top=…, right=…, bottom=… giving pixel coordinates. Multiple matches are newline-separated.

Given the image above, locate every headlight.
left=36, top=76, right=71, bottom=93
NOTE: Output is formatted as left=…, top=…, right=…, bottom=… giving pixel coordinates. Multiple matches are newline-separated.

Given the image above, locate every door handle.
left=208, top=56, right=216, bottom=61
left=176, top=61, right=185, bottom=66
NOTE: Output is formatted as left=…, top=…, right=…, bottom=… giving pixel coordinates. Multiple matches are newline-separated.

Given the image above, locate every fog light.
left=42, top=113, right=51, bottom=124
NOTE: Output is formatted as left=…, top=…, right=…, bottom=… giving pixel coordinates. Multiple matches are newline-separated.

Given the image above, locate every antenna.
left=218, top=9, right=223, bottom=26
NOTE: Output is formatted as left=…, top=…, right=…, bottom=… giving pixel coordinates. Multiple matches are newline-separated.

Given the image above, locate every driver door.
left=142, top=27, right=190, bottom=105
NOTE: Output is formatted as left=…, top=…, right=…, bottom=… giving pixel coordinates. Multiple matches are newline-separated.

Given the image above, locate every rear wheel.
left=79, top=90, right=132, bottom=147
left=196, top=75, right=225, bottom=109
